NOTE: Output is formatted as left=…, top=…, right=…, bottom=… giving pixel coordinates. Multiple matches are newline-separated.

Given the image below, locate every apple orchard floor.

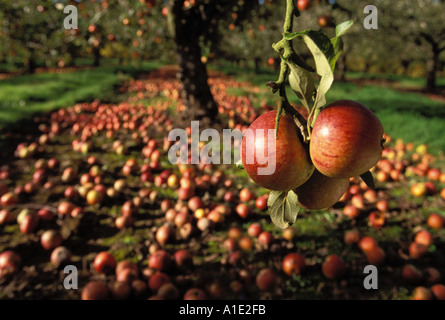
left=0, top=66, right=445, bottom=300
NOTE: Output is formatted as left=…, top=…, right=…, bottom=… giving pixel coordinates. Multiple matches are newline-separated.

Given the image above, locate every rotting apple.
left=256, top=268, right=277, bottom=291
left=50, top=246, right=71, bottom=267
left=282, top=253, right=306, bottom=276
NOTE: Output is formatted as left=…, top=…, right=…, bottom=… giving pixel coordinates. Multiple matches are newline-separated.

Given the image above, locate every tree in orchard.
left=351, top=0, right=445, bottom=92
left=385, top=0, right=445, bottom=93
left=217, top=2, right=283, bottom=71
left=240, top=0, right=384, bottom=229
left=166, top=0, right=263, bottom=128
left=1, top=1, right=61, bottom=73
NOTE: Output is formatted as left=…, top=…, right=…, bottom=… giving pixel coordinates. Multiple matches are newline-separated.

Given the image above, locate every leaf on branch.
left=330, top=36, right=344, bottom=71
left=360, top=170, right=376, bottom=189
left=335, top=19, right=355, bottom=38
left=267, top=190, right=300, bottom=229
left=287, top=61, right=316, bottom=111
left=299, top=31, right=334, bottom=120
left=330, top=20, right=355, bottom=70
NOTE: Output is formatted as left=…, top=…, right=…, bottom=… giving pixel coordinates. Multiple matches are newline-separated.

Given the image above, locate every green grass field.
left=0, top=61, right=162, bottom=130
left=1, top=60, right=444, bottom=155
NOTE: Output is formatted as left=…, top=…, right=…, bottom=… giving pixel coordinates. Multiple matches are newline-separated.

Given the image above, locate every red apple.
left=156, top=224, right=174, bottom=246
left=109, top=281, right=131, bottom=300
left=0, top=250, right=21, bottom=277
left=282, top=227, right=296, bottom=241
left=368, top=211, right=385, bottom=228
left=157, top=283, right=179, bottom=300
left=148, top=250, right=171, bottom=272
left=256, top=268, right=277, bottom=291
left=310, top=100, right=384, bottom=178
left=344, top=230, right=360, bottom=245
left=343, top=204, right=360, bottom=219
left=295, top=169, right=349, bottom=209
left=321, top=254, right=346, bottom=279
left=174, top=249, right=193, bottom=270
left=402, top=264, right=423, bottom=284
left=427, top=213, right=443, bottom=229
left=409, top=242, right=428, bottom=259
left=238, top=236, right=253, bottom=252
left=365, top=246, right=385, bottom=266
left=297, top=0, right=311, bottom=11
left=241, top=111, right=314, bottom=191
left=431, top=284, right=445, bottom=300
left=239, top=188, right=254, bottom=202
left=187, top=196, right=204, bottom=212
left=412, top=286, right=432, bottom=300
left=41, top=230, right=63, bottom=250
left=258, top=231, right=273, bottom=247
left=282, top=253, right=306, bottom=276
left=255, top=195, right=268, bottom=211
left=20, top=214, right=39, bottom=234
left=115, top=215, right=134, bottom=229
left=37, top=208, right=55, bottom=221
left=148, top=272, right=170, bottom=291
left=57, top=201, right=75, bottom=216
left=235, top=203, right=250, bottom=219
left=93, top=251, right=116, bottom=274
left=184, top=288, right=207, bottom=300
left=414, top=230, right=433, bottom=247
left=0, top=209, right=14, bottom=225
left=0, top=192, right=18, bottom=206
left=359, top=236, right=378, bottom=253
left=247, top=223, right=263, bottom=238
left=81, top=281, right=109, bottom=300
left=50, top=246, right=71, bottom=267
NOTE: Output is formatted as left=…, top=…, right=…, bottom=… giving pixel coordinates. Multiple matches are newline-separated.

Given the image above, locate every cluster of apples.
left=241, top=100, right=384, bottom=210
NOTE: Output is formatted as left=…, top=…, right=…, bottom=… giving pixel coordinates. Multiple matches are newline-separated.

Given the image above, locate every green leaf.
left=287, top=61, right=316, bottom=111
left=330, top=36, right=344, bottom=71
left=335, top=20, right=355, bottom=38
left=360, top=171, right=375, bottom=189
left=268, top=190, right=300, bottom=229
left=300, top=31, right=334, bottom=117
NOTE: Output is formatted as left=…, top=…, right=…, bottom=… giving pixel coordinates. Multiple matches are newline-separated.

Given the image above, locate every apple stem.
left=271, top=0, right=309, bottom=143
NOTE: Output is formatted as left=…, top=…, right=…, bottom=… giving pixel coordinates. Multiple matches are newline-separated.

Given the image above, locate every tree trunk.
left=172, top=0, right=220, bottom=129
left=254, top=57, right=261, bottom=73
left=27, top=49, right=36, bottom=74
left=426, top=45, right=439, bottom=93
left=93, top=46, right=101, bottom=67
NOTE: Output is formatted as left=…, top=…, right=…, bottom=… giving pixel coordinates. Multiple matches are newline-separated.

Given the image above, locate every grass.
left=0, top=60, right=163, bottom=130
